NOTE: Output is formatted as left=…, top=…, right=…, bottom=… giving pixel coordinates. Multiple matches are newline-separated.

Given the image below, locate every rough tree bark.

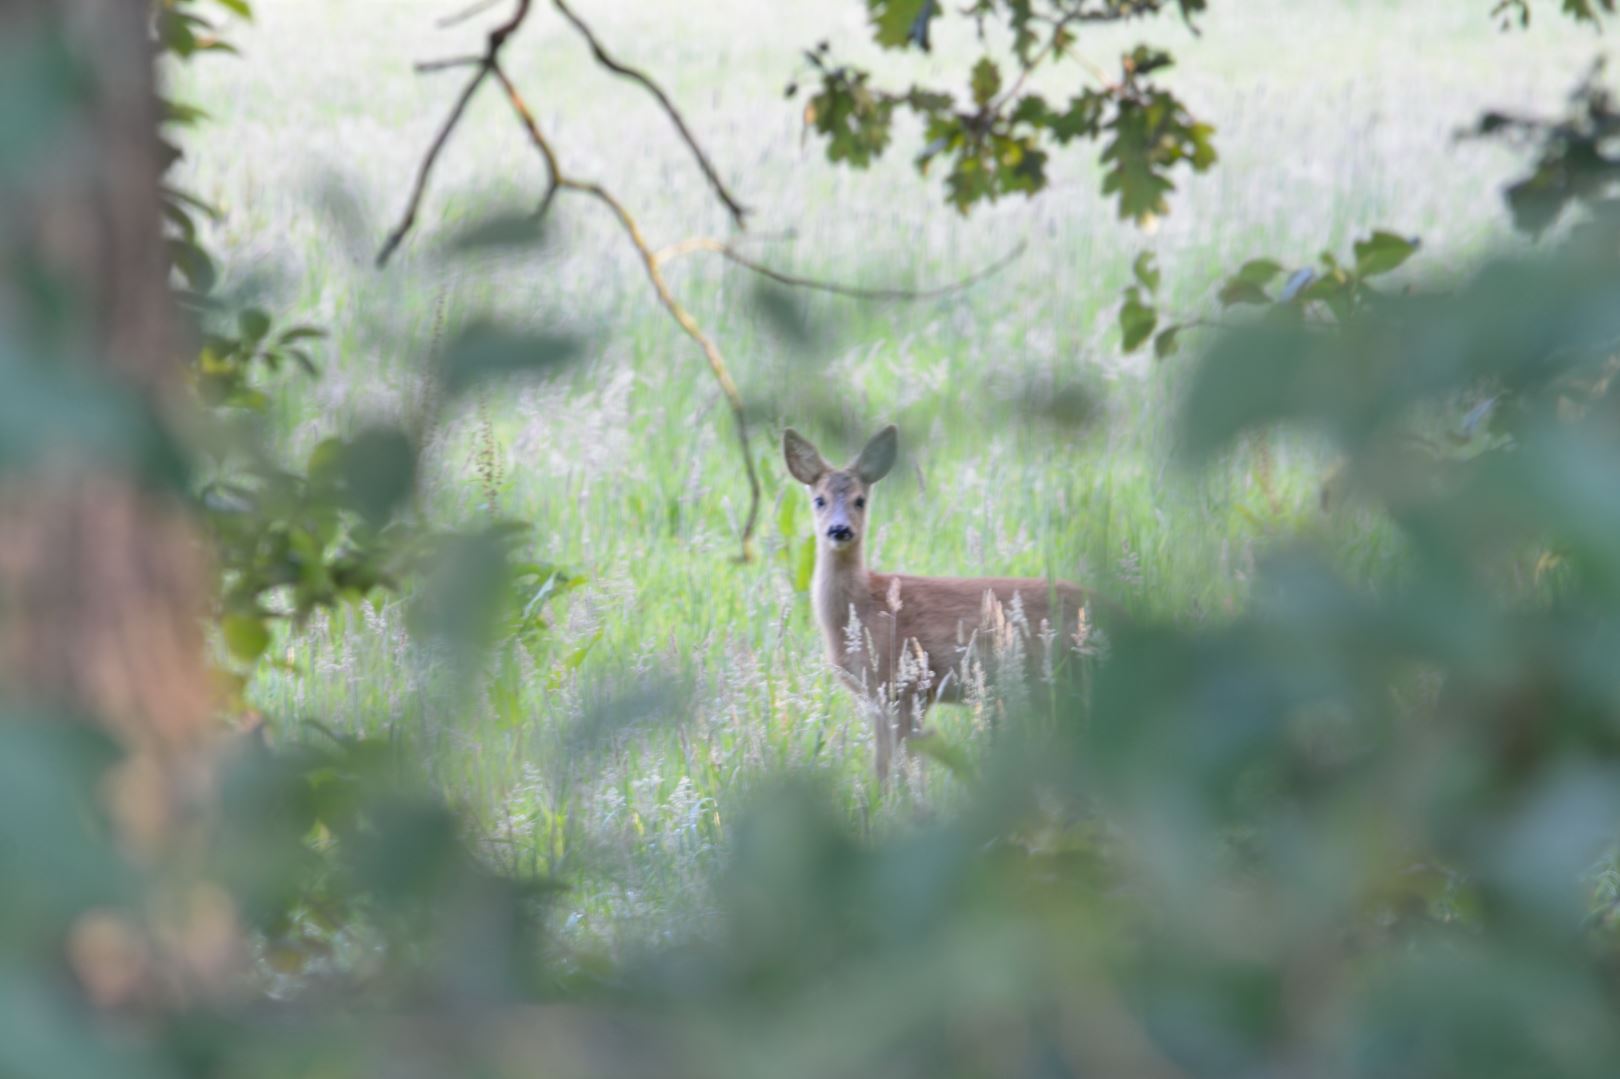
left=0, top=1, right=215, bottom=761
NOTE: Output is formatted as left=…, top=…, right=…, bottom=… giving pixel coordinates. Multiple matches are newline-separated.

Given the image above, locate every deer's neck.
left=811, top=542, right=873, bottom=659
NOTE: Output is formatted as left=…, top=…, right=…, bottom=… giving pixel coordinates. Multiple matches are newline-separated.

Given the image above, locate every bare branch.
left=489, top=62, right=762, bottom=560
left=377, top=0, right=533, bottom=267
left=655, top=236, right=1027, bottom=301
left=486, top=0, right=531, bottom=47
left=550, top=0, right=749, bottom=229
left=376, top=66, right=491, bottom=267
left=389, top=3, right=1014, bottom=562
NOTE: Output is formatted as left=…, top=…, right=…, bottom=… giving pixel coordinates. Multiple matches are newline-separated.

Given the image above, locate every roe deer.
left=783, top=425, right=1091, bottom=781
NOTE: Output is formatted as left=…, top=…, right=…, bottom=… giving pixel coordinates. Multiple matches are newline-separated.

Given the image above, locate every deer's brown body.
left=785, top=425, right=1089, bottom=780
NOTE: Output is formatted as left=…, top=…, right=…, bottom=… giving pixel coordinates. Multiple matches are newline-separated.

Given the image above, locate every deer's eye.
left=854, top=497, right=866, bottom=509
left=813, top=496, right=826, bottom=509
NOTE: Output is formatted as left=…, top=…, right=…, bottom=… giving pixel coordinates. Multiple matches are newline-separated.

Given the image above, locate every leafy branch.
left=1133, top=49, right=1620, bottom=365
left=1117, top=231, right=1422, bottom=362
left=374, top=0, right=531, bottom=268
left=790, top=0, right=1217, bottom=219
left=1469, top=60, right=1620, bottom=236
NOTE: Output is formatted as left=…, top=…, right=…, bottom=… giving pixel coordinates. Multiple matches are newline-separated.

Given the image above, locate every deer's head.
left=783, top=425, right=898, bottom=555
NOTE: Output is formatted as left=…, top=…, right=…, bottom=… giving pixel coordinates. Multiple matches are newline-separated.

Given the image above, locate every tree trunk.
left=0, top=1, right=215, bottom=760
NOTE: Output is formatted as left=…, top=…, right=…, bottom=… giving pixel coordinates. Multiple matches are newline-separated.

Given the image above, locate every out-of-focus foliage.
left=11, top=1, right=1620, bottom=1077
left=1475, top=60, right=1620, bottom=236
left=154, top=2, right=582, bottom=686
left=1493, top=0, right=1615, bottom=30
left=788, top=1, right=1216, bottom=218
left=1128, top=227, right=1420, bottom=362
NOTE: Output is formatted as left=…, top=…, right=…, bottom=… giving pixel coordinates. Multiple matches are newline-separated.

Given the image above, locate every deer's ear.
left=853, top=424, right=898, bottom=485
left=783, top=428, right=829, bottom=486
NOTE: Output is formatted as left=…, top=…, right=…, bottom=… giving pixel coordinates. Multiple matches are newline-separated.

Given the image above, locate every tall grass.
left=168, top=0, right=1600, bottom=954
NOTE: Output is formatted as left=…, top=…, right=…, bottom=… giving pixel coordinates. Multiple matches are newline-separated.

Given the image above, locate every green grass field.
left=168, top=0, right=1602, bottom=954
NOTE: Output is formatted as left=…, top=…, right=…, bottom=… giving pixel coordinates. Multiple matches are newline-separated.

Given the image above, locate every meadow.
left=169, top=0, right=1603, bottom=955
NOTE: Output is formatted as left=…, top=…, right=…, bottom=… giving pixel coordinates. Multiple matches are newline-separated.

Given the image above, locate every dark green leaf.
left=306, top=437, right=344, bottom=482
left=239, top=308, right=271, bottom=342
left=155, top=11, right=198, bottom=56
left=1353, top=230, right=1420, bottom=278
left=1049, top=92, right=1105, bottom=143
left=162, top=200, right=197, bottom=242
left=222, top=613, right=270, bottom=662
left=286, top=348, right=319, bottom=376
left=1179, top=321, right=1325, bottom=459
left=868, top=0, right=934, bottom=50
left=1561, top=0, right=1615, bottom=23
left=160, top=184, right=220, bottom=221
left=1154, top=324, right=1183, bottom=360
left=1126, top=46, right=1175, bottom=78
left=807, top=70, right=897, bottom=168
left=1133, top=251, right=1161, bottom=294
left=749, top=282, right=818, bottom=350
left=161, top=101, right=211, bottom=128
left=1218, top=279, right=1271, bottom=307
left=408, top=529, right=518, bottom=659
left=337, top=426, right=416, bottom=526
left=970, top=58, right=1001, bottom=108
left=443, top=209, right=553, bottom=256
left=1119, top=286, right=1158, bottom=352
left=1234, top=259, right=1284, bottom=288
left=908, top=732, right=974, bottom=780
left=167, top=238, right=216, bottom=292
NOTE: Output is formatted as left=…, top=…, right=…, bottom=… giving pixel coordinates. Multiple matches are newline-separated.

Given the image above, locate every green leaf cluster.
left=791, top=2, right=1217, bottom=218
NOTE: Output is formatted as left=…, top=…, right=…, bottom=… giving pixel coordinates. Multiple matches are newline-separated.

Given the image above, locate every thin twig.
left=490, top=62, right=762, bottom=559
left=550, top=0, right=749, bottom=228
left=416, top=54, right=485, bottom=73
left=486, top=0, right=531, bottom=45
left=437, top=0, right=502, bottom=27
left=377, top=0, right=532, bottom=267
left=376, top=67, right=491, bottom=267
left=993, top=14, right=1078, bottom=113
left=992, top=11, right=1128, bottom=114
left=389, top=2, right=1014, bottom=561
left=655, top=236, right=1027, bottom=301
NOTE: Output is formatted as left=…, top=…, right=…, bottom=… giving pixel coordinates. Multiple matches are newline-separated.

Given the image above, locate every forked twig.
left=381, top=0, right=1021, bottom=560
left=489, top=62, right=762, bottom=557
left=550, top=0, right=749, bottom=228
left=377, top=0, right=532, bottom=268
left=376, top=67, right=491, bottom=267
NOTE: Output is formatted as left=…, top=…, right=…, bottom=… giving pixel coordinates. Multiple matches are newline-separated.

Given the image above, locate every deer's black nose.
left=827, top=524, right=854, bottom=543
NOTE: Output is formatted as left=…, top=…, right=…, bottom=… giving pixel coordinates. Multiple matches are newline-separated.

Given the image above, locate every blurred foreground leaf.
left=438, top=322, right=583, bottom=398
